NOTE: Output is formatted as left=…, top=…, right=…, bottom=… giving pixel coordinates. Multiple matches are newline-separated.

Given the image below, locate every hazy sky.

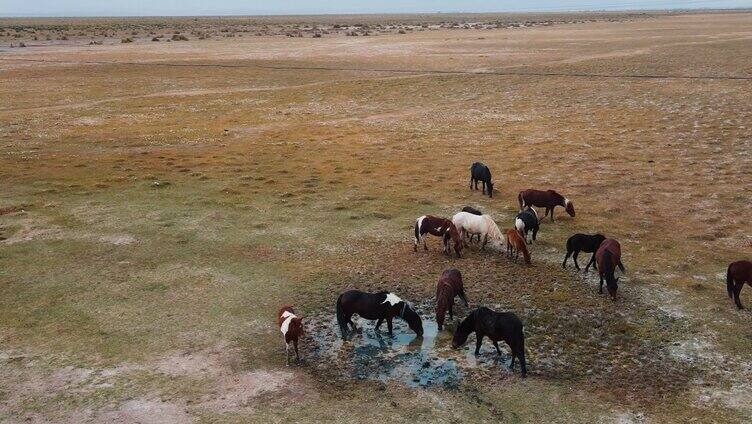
left=2, top=0, right=750, bottom=17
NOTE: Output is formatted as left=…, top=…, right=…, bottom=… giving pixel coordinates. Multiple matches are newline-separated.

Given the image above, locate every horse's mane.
left=482, top=215, right=504, bottom=242
left=456, top=309, right=476, bottom=336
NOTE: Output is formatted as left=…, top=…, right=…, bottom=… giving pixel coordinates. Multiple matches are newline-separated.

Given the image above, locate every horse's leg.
left=348, top=316, right=357, bottom=330
left=493, top=341, right=502, bottom=355
left=482, top=181, right=486, bottom=195
left=599, top=275, right=604, bottom=294
left=469, top=176, right=474, bottom=190
left=585, top=253, right=596, bottom=272
left=573, top=251, right=580, bottom=270
left=285, top=342, right=290, bottom=366
left=562, top=249, right=571, bottom=268
left=423, top=235, right=428, bottom=251
left=733, top=282, right=744, bottom=309
left=475, top=334, right=483, bottom=355
left=549, top=207, right=555, bottom=222
left=375, top=317, right=384, bottom=330
left=448, top=302, right=454, bottom=320
left=294, top=338, right=300, bottom=363
left=481, top=234, right=488, bottom=250
left=386, top=316, right=394, bottom=335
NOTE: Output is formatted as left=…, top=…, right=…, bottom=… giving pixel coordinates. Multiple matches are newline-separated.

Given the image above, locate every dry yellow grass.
left=1, top=11, right=751, bottom=422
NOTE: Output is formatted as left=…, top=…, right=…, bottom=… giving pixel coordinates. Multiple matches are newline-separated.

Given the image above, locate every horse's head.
left=452, top=310, right=476, bottom=348
left=449, top=223, right=463, bottom=258
left=565, top=199, right=575, bottom=217
left=487, top=181, right=494, bottom=198
left=606, top=276, right=619, bottom=301
left=401, top=303, right=424, bottom=337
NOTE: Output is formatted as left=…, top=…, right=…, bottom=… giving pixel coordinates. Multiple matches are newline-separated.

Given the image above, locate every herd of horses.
left=277, top=161, right=752, bottom=379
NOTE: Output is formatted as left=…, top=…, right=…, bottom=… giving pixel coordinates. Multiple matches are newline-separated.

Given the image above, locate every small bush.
left=121, top=38, right=132, bottom=43
left=152, top=37, right=160, bottom=41
left=171, top=34, right=188, bottom=41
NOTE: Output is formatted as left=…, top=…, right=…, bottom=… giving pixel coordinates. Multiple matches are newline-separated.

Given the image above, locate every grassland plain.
left=1, top=11, right=751, bottom=423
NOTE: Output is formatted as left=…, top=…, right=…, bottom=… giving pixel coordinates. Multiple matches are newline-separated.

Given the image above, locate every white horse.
left=452, top=212, right=505, bottom=250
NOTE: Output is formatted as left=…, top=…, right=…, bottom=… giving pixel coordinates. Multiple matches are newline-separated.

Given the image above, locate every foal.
left=518, top=189, right=575, bottom=222
left=726, top=260, right=752, bottom=309
left=562, top=233, right=606, bottom=270
left=514, top=207, right=539, bottom=244
left=593, top=239, right=625, bottom=301
left=504, top=229, right=531, bottom=265
left=277, top=305, right=303, bottom=365
left=452, top=307, right=527, bottom=377
left=435, top=268, right=469, bottom=330
left=469, top=162, right=494, bottom=198
left=414, top=215, right=462, bottom=258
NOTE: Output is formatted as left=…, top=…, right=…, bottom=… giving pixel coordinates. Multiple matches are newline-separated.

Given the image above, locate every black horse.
left=452, top=307, right=527, bottom=377
left=469, top=162, right=494, bottom=198
left=514, top=207, right=539, bottom=244
left=336, top=290, right=423, bottom=340
left=562, top=233, right=606, bottom=270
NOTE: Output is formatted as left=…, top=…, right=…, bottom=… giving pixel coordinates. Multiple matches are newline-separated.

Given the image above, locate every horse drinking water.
left=414, top=215, right=462, bottom=258
left=726, top=260, right=752, bottom=309
left=518, top=189, right=575, bottom=222
left=277, top=305, right=303, bottom=365
left=562, top=233, right=606, bottom=270
left=452, top=307, right=527, bottom=377
left=336, top=290, right=424, bottom=340
left=469, top=162, right=494, bottom=198
left=435, top=268, right=469, bottom=330
left=592, top=238, right=625, bottom=301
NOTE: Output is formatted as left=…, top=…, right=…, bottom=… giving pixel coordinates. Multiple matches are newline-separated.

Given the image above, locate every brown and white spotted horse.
left=277, top=305, right=303, bottom=365
left=414, top=215, right=462, bottom=258
left=518, top=189, right=575, bottom=222
left=726, top=260, right=752, bottom=309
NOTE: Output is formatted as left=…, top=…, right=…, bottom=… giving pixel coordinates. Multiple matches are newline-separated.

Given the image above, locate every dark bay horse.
left=518, top=189, right=575, bottom=222
left=336, top=290, right=423, bottom=340
left=452, top=307, right=527, bottom=377
left=515, top=207, right=539, bottom=244
left=504, top=229, right=531, bottom=265
left=470, top=162, right=494, bottom=198
left=414, top=215, right=462, bottom=258
left=277, top=305, right=303, bottom=365
left=593, top=239, right=625, bottom=301
left=563, top=233, right=606, bottom=270
left=436, top=268, right=469, bottom=330
left=726, top=260, right=752, bottom=309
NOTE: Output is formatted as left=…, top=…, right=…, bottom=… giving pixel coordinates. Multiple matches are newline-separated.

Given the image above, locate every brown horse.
left=727, top=260, right=752, bottom=309
left=435, top=268, right=469, bottom=330
left=414, top=215, right=462, bottom=258
left=594, top=239, right=625, bottom=301
left=277, top=305, right=303, bottom=365
left=504, top=229, right=531, bottom=265
left=518, top=189, right=575, bottom=222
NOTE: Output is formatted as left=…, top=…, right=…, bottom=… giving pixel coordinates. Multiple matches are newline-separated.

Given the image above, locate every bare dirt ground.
left=1, top=11, right=751, bottom=423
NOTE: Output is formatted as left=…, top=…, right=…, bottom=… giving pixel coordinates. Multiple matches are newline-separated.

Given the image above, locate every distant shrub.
left=121, top=38, right=132, bottom=43
left=398, top=29, right=406, bottom=34
left=171, top=34, right=188, bottom=41
left=18, top=42, right=26, bottom=47
left=152, top=37, right=160, bottom=41
left=312, top=33, right=322, bottom=38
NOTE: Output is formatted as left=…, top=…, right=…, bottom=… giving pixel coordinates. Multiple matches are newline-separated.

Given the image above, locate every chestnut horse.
left=452, top=307, right=527, bottom=377
left=504, top=229, right=531, bottom=265
left=518, top=189, right=575, bottom=222
left=277, top=305, right=303, bottom=365
left=414, top=215, right=462, bottom=258
left=593, top=239, right=625, bottom=301
left=726, top=260, right=752, bottom=309
left=436, top=268, right=469, bottom=330
left=336, top=290, right=423, bottom=340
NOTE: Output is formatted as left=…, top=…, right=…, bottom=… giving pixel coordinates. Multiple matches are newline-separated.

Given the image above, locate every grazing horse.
left=593, top=239, right=625, bottom=301
left=452, top=212, right=504, bottom=250
left=414, top=215, right=462, bottom=258
left=514, top=207, right=539, bottom=244
left=504, top=229, right=531, bottom=265
left=726, top=260, right=752, bottom=309
left=277, top=306, right=303, bottom=365
left=436, top=268, right=469, bottom=330
left=461, top=206, right=483, bottom=242
left=469, top=162, right=494, bottom=198
left=452, top=307, right=527, bottom=377
left=562, top=233, right=606, bottom=270
left=518, top=189, right=575, bottom=222
left=336, top=290, right=423, bottom=340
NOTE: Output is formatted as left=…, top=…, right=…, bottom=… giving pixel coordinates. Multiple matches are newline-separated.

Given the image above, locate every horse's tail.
left=336, top=294, right=348, bottom=339
left=517, top=192, right=524, bottom=210
left=413, top=218, right=420, bottom=245
left=727, top=264, right=735, bottom=298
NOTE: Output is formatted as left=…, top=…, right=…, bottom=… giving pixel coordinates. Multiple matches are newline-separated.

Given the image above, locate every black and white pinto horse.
left=515, top=207, right=539, bottom=244
left=469, top=162, right=494, bottom=198
left=336, top=290, right=424, bottom=340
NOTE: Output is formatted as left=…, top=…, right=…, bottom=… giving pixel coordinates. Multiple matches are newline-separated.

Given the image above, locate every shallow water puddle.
left=308, top=305, right=515, bottom=388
